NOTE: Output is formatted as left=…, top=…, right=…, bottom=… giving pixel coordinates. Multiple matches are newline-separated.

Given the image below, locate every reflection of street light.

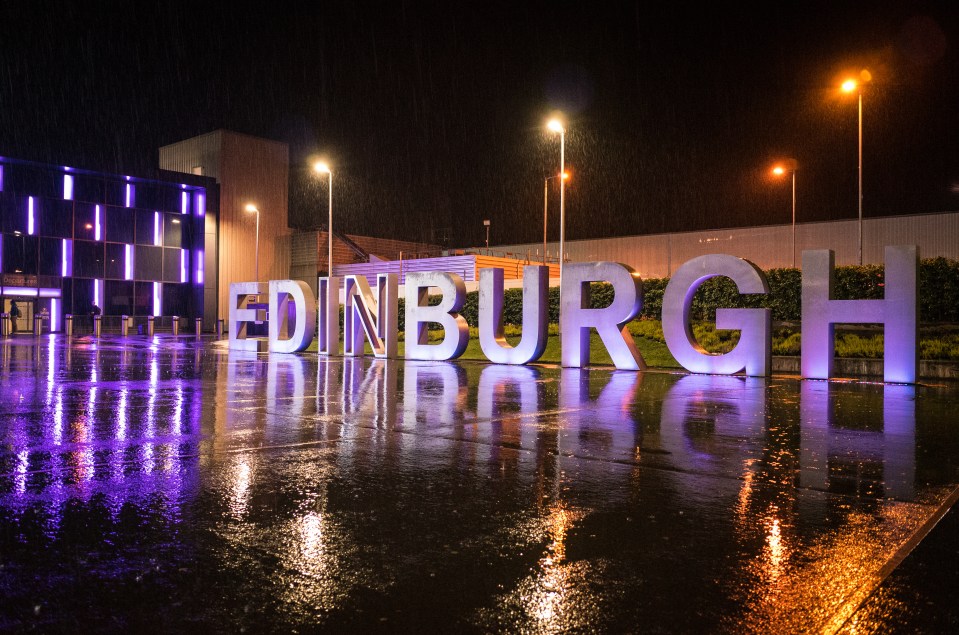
left=244, top=204, right=260, bottom=280
left=547, top=118, right=566, bottom=284
left=543, top=171, right=569, bottom=265
left=483, top=219, right=491, bottom=251
left=841, top=71, right=870, bottom=264
left=313, top=161, right=333, bottom=276
left=771, top=159, right=798, bottom=267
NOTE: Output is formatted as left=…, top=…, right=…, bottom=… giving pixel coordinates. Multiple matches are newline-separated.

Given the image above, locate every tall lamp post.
left=483, top=219, right=490, bottom=252
left=771, top=159, right=798, bottom=267
left=244, top=204, right=260, bottom=281
left=547, top=118, right=566, bottom=284
left=842, top=72, right=868, bottom=265
left=313, top=161, right=334, bottom=275
left=543, top=171, right=569, bottom=265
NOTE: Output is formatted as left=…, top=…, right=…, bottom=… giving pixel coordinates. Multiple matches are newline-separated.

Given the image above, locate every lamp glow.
left=313, top=162, right=331, bottom=174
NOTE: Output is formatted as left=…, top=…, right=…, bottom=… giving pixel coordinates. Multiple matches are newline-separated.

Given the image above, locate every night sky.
left=1, top=1, right=957, bottom=248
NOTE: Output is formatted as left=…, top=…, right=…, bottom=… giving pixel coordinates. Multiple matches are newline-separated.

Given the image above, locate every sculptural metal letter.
left=801, top=246, right=918, bottom=383
left=229, top=282, right=269, bottom=352
left=317, top=276, right=340, bottom=356
left=662, top=254, right=771, bottom=376
left=478, top=266, right=548, bottom=364
left=560, top=262, right=645, bottom=370
left=404, top=271, right=470, bottom=361
left=268, top=280, right=316, bottom=353
left=343, top=273, right=398, bottom=358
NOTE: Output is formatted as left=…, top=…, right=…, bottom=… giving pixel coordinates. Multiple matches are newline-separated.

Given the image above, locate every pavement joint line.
left=829, top=483, right=959, bottom=634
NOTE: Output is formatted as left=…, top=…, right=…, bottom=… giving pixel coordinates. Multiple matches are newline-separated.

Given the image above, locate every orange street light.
left=543, top=171, right=570, bottom=265
left=771, top=160, right=798, bottom=267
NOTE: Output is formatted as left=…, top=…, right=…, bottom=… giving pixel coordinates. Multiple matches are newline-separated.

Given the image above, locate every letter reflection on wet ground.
left=1, top=337, right=959, bottom=631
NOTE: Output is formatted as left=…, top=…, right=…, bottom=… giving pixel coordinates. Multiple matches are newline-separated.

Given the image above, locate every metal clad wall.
left=494, top=212, right=959, bottom=278
left=160, top=130, right=290, bottom=321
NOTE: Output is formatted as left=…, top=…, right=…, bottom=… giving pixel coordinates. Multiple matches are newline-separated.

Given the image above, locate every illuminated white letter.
left=268, top=280, right=316, bottom=353
left=662, top=254, right=771, bottom=376
left=560, top=262, right=645, bottom=370
left=478, top=266, right=548, bottom=364
left=317, top=276, right=340, bottom=356
left=344, top=273, right=398, bottom=358
left=228, top=282, right=269, bottom=352
left=801, top=246, right=917, bottom=383
left=404, top=271, right=469, bottom=361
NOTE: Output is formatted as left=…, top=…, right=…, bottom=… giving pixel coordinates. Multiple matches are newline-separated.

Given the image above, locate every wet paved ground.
left=1, top=335, right=958, bottom=633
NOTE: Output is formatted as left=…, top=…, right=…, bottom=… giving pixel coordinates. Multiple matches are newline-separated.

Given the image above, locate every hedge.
left=393, top=257, right=959, bottom=329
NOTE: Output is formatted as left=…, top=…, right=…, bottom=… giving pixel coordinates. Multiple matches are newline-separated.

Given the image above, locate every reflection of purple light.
left=125, top=244, right=133, bottom=280
left=27, top=196, right=35, bottom=235
left=64, top=174, right=74, bottom=200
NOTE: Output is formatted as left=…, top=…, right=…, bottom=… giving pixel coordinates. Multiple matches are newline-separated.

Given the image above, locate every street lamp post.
left=244, top=204, right=260, bottom=281
left=842, top=74, right=868, bottom=265
left=547, top=119, right=566, bottom=284
left=771, top=160, right=798, bottom=267
left=543, top=171, right=569, bottom=265
left=313, top=162, right=334, bottom=275
left=483, top=219, right=490, bottom=252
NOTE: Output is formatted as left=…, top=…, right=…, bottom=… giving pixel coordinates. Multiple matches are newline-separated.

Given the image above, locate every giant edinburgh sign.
left=230, top=246, right=918, bottom=383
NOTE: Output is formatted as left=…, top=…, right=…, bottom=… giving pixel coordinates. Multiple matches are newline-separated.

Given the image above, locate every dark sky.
left=1, top=1, right=957, bottom=248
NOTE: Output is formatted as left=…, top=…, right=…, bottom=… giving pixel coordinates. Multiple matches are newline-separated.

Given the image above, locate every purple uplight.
left=125, top=182, right=134, bottom=208
left=62, top=239, right=73, bottom=277
left=181, top=190, right=189, bottom=215
left=64, top=174, right=74, bottom=200
left=154, top=212, right=161, bottom=246
left=180, top=249, right=187, bottom=283
left=95, top=205, right=102, bottom=241
left=196, top=250, right=204, bottom=284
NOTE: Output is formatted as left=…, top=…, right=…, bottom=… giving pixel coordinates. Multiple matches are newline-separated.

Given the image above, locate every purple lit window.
left=180, top=249, right=187, bottom=283
left=153, top=282, right=162, bottom=316
left=196, top=192, right=205, bottom=217
left=61, top=239, right=73, bottom=277
left=125, top=181, right=134, bottom=208
left=154, top=212, right=161, bottom=246
left=125, top=244, right=133, bottom=280
left=181, top=189, right=189, bottom=215
left=95, top=205, right=101, bottom=241
left=27, top=196, right=35, bottom=235
left=51, top=298, right=59, bottom=332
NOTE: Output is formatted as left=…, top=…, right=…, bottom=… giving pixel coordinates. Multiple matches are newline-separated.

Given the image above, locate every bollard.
left=121, top=315, right=130, bottom=336
left=0, top=313, right=8, bottom=337
left=65, top=314, right=73, bottom=337
left=34, top=314, right=43, bottom=336
left=195, top=317, right=203, bottom=337
left=171, top=315, right=180, bottom=336
left=93, top=315, right=102, bottom=338
left=216, top=318, right=224, bottom=339
left=147, top=315, right=155, bottom=337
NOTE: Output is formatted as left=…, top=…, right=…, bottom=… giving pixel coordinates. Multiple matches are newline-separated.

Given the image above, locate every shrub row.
left=394, top=257, right=959, bottom=328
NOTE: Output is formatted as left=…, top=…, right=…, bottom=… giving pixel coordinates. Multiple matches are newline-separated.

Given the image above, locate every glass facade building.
left=0, top=157, right=214, bottom=332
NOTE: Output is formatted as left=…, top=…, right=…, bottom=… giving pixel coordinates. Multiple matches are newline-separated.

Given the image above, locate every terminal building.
left=0, top=156, right=214, bottom=333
